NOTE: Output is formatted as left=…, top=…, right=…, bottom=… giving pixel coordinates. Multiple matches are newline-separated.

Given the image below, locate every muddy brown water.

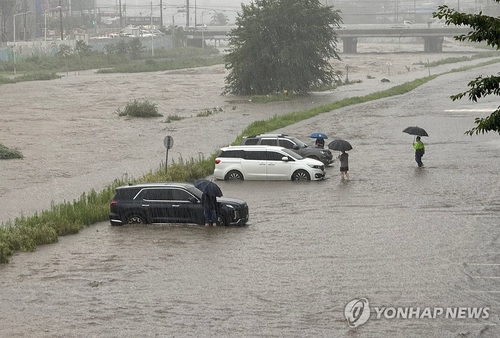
left=1, top=61, right=500, bottom=337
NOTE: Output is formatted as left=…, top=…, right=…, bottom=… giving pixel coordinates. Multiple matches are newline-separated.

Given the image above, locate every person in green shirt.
left=413, top=136, right=425, bottom=167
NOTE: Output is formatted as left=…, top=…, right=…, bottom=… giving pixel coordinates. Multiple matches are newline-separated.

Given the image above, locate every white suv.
left=213, top=145, right=326, bottom=181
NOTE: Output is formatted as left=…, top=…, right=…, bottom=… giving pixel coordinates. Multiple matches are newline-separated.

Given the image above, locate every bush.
left=117, top=99, right=162, bottom=118
left=0, top=143, right=23, bottom=159
left=165, top=114, right=184, bottom=123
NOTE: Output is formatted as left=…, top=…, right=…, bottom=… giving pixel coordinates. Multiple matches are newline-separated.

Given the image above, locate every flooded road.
left=1, top=64, right=500, bottom=337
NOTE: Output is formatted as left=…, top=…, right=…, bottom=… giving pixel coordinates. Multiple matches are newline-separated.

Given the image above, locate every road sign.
left=163, top=135, right=174, bottom=149
left=163, top=136, right=173, bottom=175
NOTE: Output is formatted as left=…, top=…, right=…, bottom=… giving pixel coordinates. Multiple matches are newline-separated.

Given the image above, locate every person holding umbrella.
left=193, top=179, right=223, bottom=227
left=202, top=192, right=218, bottom=227
left=338, top=151, right=349, bottom=180
left=314, top=137, right=325, bottom=148
left=403, top=126, right=428, bottom=168
left=413, top=136, right=425, bottom=167
left=328, top=139, right=352, bottom=180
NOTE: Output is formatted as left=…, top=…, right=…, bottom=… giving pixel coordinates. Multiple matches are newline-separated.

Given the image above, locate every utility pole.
left=151, top=1, right=154, bottom=56
left=59, top=0, right=64, bottom=40
left=160, top=0, right=163, bottom=30
left=186, top=0, right=189, bottom=27
left=119, top=0, right=123, bottom=28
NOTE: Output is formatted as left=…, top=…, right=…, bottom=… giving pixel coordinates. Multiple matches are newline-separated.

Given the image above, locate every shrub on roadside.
left=165, top=114, right=184, bottom=123
left=0, top=143, right=23, bottom=159
left=117, top=99, right=162, bottom=118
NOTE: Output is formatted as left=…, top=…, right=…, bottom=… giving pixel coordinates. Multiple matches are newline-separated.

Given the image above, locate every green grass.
left=196, top=107, right=223, bottom=117
left=117, top=99, right=162, bottom=118
left=1, top=56, right=500, bottom=264
left=0, top=143, right=23, bottom=159
left=415, top=51, right=500, bottom=68
left=165, top=114, right=185, bottom=123
left=97, top=55, right=224, bottom=74
left=0, top=72, right=61, bottom=85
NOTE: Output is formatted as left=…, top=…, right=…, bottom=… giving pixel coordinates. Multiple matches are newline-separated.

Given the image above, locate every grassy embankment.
left=0, top=46, right=222, bottom=81
left=1, top=53, right=500, bottom=264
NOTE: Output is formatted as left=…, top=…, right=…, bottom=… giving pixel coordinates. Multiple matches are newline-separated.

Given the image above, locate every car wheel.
left=292, top=169, right=311, bottom=181
left=217, top=214, right=227, bottom=226
left=126, top=215, right=146, bottom=224
left=225, top=170, right=244, bottom=181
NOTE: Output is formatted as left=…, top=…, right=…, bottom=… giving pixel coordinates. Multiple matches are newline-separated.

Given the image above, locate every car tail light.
left=215, top=158, right=221, bottom=164
left=110, top=200, right=117, bottom=208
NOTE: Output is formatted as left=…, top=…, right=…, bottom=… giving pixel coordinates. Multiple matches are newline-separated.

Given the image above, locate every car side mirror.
left=281, top=156, right=289, bottom=162
left=292, top=145, right=299, bottom=150
left=189, top=197, right=198, bottom=203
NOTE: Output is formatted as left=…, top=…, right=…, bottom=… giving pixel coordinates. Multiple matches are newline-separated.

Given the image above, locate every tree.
left=434, top=3, right=500, bottom=135
left=127, top=38, right=145, bottom=59
left=75, top=40, right=92, bottom=57
left=210, top=11, right=229, bottom=26
left=223, top=0, right=342, bottom=96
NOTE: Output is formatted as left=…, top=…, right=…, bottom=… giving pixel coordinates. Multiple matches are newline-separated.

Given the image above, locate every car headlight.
left=319, top=150, right=327, bottom=154
left=307, top=163, right=323, bottom=169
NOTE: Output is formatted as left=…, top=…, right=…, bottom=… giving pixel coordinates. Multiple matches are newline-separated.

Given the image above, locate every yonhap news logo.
left=344, top=298, right=370, bottom=328
left=344, top=298, right=490, bottom=328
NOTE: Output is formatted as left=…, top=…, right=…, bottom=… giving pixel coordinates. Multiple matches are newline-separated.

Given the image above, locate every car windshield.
left=282, top=148, right=303, bottom=159
left=289, top=137, right=308, bottom=148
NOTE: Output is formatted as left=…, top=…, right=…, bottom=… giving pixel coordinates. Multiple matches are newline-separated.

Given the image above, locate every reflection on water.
left=1, top=67, right=500, bottom=337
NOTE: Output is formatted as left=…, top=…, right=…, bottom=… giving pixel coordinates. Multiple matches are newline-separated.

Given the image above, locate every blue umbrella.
left=310, top=132, right=328, bottom=139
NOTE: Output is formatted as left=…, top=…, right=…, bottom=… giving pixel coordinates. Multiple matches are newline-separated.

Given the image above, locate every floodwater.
left=1, top=64, right=500, bottom=337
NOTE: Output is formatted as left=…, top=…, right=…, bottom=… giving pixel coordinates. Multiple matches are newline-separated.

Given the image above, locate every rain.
left=1, top=0, right=500, bottom=336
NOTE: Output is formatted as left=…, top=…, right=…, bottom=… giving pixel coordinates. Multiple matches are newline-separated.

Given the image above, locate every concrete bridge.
left=186, top=24, right=472, bottom=53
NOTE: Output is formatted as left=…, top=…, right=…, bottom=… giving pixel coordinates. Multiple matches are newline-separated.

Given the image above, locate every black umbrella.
left=193, top=179, right=223, bottom=197
left=403, top=126, right=429, bottom=137
left=328, top=139, right=353, bottom=152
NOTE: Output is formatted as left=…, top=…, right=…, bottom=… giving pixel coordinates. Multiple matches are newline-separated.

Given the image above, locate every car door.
left=141, top=188, right=174, bottom=223
left=266, top=150, right=292, bottom=180
left=168, top=188, right=204, bottom=224
left=241, top=150, right=267, bottom=180
left=142, top=188, right=203, bottom=224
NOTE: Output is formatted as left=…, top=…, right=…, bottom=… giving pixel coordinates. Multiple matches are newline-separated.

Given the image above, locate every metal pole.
left=13, top=11, right=34, bottom=74
left=23, top=13, right=26, bottom=41
left=44, top=10, right=47, bottom=41
left=151, top=1, right=154, bottom=56
left=186, top=0, right=189, bottom=27
left=413, top=0, right=416, bottom=23
left=160, top=0, right=163, bottom=29
left=13, top=16, right=16, bottom=75
left=59, top=0, right=64, bottom=40
left=119, top=0, right=123, bottom=28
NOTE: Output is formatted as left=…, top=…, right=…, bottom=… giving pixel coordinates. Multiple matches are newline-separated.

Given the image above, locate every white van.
left=213, top=145, right=326, bottom=181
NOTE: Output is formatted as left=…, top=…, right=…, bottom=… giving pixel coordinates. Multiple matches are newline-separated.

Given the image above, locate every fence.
left=0, top=35, right=173, bottom=62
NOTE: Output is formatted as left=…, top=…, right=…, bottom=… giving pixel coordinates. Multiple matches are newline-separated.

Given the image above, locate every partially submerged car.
left=240, top=133, right=334, bottom=166
left=109, top=182, right=249, bottom=226
left=214, top=145, right=326, bottom=181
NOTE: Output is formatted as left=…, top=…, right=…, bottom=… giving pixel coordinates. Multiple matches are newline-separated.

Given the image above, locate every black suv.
left=241, top=134, right=334, bottom=166
left=109, top=182, right=249, bottom=226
